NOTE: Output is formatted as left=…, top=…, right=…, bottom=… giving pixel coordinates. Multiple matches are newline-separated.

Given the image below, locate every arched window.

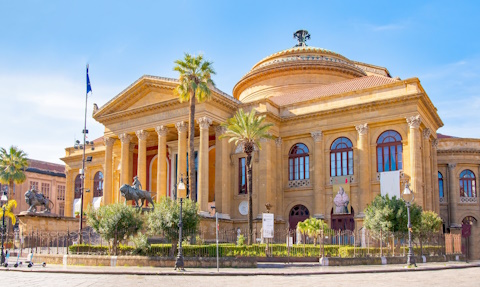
left=289, top=143, right=310, bottom=181
left=93, top=171, right=104, bottom=197
left=460, top=170, right=476, bottom=197
left=74, top=174, right=82, bottom=199
left=376, top=130, right=403, bottom=172
left=438, top=172, right=444, bottom=198
left=330, top=137, right=353, bottom=177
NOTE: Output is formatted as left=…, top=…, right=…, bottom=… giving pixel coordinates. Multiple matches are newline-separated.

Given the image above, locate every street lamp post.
left=1, top=187, right=8, bottom=265
left=402, top=182, right=416, bottom=267
left=74, top=140, right=94, bottom=244
left=174, top=174, right=187, bottom=271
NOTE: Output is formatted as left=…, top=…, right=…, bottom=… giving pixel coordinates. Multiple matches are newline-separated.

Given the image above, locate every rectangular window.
left=238, top=157, right=247, bottom=194
left=299, top=157, right=304, bottom=180
left=289, top=158, right=293, bottom=180
left=390, top=146, right=396, bottom=171
left=41, top=183, right=50, bottom=199
left=439, top=180, right=444, bottom=198
left=30, top=181, right=39, bottom=191
left=348, top=151, right=353, bottom=175
left=59, top=203, right=65, bottom=217
left=342, top=151, right=347, bottom=175
left=397, top=145, right=403, bottom=170
left=305, top=156, right=309, bottom=179
left=331, top=153, right=336, bottom=176
left=57, top=185, right=65, bottom=201
left=336, top=152, right=341, bottom=176
left=383, top=147, right=390, bottom=171
left=377, top=147, right=383, bottom=172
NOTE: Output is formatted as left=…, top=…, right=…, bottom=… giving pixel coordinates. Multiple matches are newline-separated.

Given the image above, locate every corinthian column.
left=155, top=125, right=168, bottom=202
left=175, top=121, right=188, bottom=185
left=407, top=115, right=423, bottom=208
left=311, top=131, right=324, bottom=219
left=119, top=133, right=132, bottom=193
left=355, top=123, right=369, bottom=218
left=423, top=128, right=432, bottom=211
left=136, top=130, right=149, bottom=193
left=275, top=137, right=284, bottom=220
left=103, top=137, right=116, bottom=206
left=197, top=116, right=212, bottom=213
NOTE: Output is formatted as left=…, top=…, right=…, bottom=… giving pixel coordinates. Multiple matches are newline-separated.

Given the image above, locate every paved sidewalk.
left=1, top=260, right=479, bottom=276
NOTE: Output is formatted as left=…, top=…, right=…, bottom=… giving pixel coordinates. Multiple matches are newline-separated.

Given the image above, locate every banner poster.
left=262, top=213, right=274, bottom=239
left=332, top=176, right=351, bottom=214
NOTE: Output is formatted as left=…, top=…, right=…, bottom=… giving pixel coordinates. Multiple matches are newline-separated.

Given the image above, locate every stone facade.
left=60, top=37, right=479, bottom=258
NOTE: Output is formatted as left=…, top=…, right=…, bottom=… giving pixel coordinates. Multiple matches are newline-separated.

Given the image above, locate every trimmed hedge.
left=338, top=245, right=444, bottom=258
left=69, top=244, right=134, bottom=255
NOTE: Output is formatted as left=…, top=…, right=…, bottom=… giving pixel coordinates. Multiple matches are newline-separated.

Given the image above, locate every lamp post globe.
left=402, top=182, right=416, bottom=267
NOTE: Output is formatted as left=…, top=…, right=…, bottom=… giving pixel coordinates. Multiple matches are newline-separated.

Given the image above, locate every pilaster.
left=275, top=137, right=284, bottom=220
left=407, top=115, right=424, bottom=208
left=448, top=163, right=460, bottom=227
left=422, top=128, right=432, bottom=211
left=215, top=126, right=230, bottom=217
left=175, top=121, right=188, bottom=186
left=103, top=137, right=115, bottom=206
left=135, top=130, right=149, bottom=194
left=119, top=133, right=132, bottom=194
left=65, top=168, right=74, bottom=217
left=355, top=123, right=369, bottom=218
left=197, top=116, right=212, bottom=214
left=311, top=131, right=325, bottom=219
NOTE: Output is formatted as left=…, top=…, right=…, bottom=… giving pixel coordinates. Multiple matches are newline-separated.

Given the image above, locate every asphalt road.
left=2, top=267, right=479, bottom=287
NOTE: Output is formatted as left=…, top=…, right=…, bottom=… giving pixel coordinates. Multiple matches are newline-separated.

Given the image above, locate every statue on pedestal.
left=24, top=189, right=54, bottom=213
left=119, top=177, right=154, bottom=209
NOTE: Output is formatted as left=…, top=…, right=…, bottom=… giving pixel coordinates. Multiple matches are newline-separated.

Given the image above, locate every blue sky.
left=0, top=0, right=479, bottom=164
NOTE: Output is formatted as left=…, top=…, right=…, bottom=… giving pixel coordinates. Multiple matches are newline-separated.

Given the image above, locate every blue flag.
left=86, top=64, right=92, bottom=94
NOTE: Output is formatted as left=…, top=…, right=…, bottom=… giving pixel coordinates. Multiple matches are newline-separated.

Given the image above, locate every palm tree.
left=0, top=146, right=28, bottom=198
left=221, top=109, right=273, bottom=245
left=173, top=53, right=215, bottom=203
left=0, top=199, right=18, bottom=225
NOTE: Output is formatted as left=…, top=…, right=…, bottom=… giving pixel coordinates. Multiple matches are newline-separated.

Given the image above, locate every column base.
left=313, top=214, right=325, bottom=219
left=218, top=213, right=231, bottom=219
left=355, top=212, right=365, bottom=219
left=198, top=211, right=212, bottom=218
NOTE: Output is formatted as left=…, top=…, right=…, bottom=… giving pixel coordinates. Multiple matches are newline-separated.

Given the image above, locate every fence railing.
left=1, top=227, right=456, bottom=259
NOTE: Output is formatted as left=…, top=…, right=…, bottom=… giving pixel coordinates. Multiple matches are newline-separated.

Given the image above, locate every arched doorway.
left=462, top=216, right=478, bottom=260
left=289, top=205, right=310, bottom=231
left=331, top=207, right=355, bottom=231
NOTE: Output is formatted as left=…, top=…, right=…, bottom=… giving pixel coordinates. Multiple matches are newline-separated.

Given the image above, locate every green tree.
left=173, top=53, right=215, bottom=203
left=0, top=146, right=28, bottom=199
left=414, top=210, right=443, bottom=255
left=147, top=197, right=199, bottom=256
left=86, top=203, right=144, bottom=255
left=304, top=217, right=329, bottom=246
left=364, top=195, right=422, bottom=239
left=221, top=109, right=273, bottom=245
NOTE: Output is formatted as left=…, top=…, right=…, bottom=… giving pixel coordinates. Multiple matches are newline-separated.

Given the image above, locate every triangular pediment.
left=93, top=75, right=180, bottom=118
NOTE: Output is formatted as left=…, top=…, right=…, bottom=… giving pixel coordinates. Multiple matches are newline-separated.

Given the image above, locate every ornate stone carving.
left=448, top=163, right=457, bottom=169
left=460, top=197, right=478, bottom=203
left=288, top=179, right=311, bottom=188
left=175, top=121, right=188, bottom=133
left=275, top=137, right=283, bottom=147
left=155, top=125, right=169, bottom=137
left=422, top=128, right=431, bottom=139
left=311, top=131, right=323, bottom=142
left=215, top=126, right=226, bottom=137
left=135, top=130, right=149, bottom=141
left=119, top=133, right=132, bottom=144
left=198, top=116, right=212, bottom=129
left=104, top=137, right=116, bottom=147
left=432, top=139, right=439, bottom=149
left=406, top=115, right=421, bottom=129
left=355, top=123, right=368, bottom=136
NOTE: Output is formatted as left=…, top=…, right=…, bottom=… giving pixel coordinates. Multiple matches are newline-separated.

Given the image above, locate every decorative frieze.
left=406, top=115, right=421, bottom=129
left=460, top=197, right=477, bottom=203
left=155, top=125, right=169, bottom=137
left=198, top=116, right=212, bottom=130
left=311, top=131, right=323, bottom=142
left=439, top=197, right=446, bottom=204
left=175, top=121, right=188, bottom=133
left=355, top=123, right=368, bottom=136
left=288, top=179, right=311, bottom=188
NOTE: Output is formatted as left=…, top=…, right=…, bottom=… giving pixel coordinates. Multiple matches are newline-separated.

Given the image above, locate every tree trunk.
left=8, top=181, right=14, bottom=200
left=246, top=152, right=253, bottom=245
left=188, top=93, right=196, bottom=202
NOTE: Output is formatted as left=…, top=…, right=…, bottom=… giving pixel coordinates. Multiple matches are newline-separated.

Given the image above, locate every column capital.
left=432, top=139, right=439, bottom=149
left=135, top=130, right=149, bottom=141
left=119, top=133, right=132, bottom=144
left=422, top=128, right=431, bottom=139
left=104, top=137, right=116, bottom=147
left=406, top=115, right=421, bottom=129
left=275, top=137, right=283, bottom=147
left=448, top=163, right=457, bottom=170
left=215, top=126, right=226, bottom=137
left=175, top=121, right=188, bottom=133
left=311, top=131, right=323, bottom=142
left=155, top=125, right=169, bottom=137
left=355, top=123, right=368, bottom=136
left=198, top=116, right=212, bottom=130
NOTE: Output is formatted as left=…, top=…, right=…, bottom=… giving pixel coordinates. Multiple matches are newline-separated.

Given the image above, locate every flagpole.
left=79, top=64, right=90, bottom=244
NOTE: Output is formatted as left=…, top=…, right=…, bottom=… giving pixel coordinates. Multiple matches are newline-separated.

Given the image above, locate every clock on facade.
left=239, top=201, right=248, bottom=215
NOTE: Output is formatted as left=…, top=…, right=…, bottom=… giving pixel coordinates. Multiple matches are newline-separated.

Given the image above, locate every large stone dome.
left=233, top=44, right=367, bottom=103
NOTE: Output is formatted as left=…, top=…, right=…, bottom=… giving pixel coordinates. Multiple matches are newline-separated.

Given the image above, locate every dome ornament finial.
left=293, top=29, right=310, bottom=47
